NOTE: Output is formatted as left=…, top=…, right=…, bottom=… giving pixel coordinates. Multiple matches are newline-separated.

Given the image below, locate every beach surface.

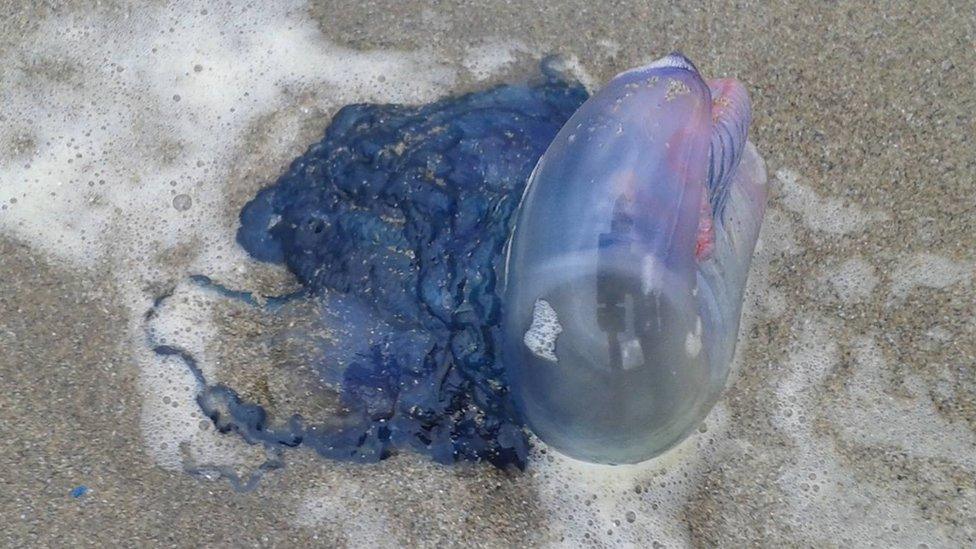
left=1, top=1, right=974, bottom=546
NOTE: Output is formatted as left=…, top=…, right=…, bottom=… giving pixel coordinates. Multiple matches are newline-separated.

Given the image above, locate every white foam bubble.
left=528, top=402, right=732, bottom=547
left=888, top=252, right=973, bottom=302
left=296, top=482, right=398, bottom=548
left=771, top=316, right=956, bottom=547
left=524, top=299, right=563, bottom=362
left=832, top=334, right=976, bottom=469
left=775, top=169, right=889, bottom=235
left=0, top=3, right=456, bottom=270
left=818, top=256, right=879, bottom=303
left=745, top=207, right=798, bottom=319
left=463, top=39, right=527, bottom=80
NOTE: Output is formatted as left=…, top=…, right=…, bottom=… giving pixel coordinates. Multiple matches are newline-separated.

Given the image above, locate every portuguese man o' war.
left=151, top=60, right=586, bottom=471
left=148, top=53, right=765, bottom=474
left=504, top=53, right=767, bottom=463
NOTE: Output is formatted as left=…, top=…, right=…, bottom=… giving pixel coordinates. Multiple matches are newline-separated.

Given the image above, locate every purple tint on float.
left=503, top=53, right=767, bottom=464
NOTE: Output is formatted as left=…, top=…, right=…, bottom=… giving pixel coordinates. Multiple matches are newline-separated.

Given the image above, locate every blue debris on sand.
left=160, top=63, right=588, bottom=470
left=70, top=485, right=89, bottom=498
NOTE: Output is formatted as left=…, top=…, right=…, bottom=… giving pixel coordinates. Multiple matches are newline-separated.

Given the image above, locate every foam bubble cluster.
left=523, top=299, right=563, bottom=362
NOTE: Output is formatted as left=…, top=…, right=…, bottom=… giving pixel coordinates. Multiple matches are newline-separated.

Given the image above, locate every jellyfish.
left=502, top=53, right=767, bottom=464
left=148, top=53, right=765, bottom=473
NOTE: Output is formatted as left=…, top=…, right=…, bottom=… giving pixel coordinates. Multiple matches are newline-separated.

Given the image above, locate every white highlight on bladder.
left=524, top=299, right=563, bottom=362
left=641, top=254, right=664, bottom=295
left=685, top=316, right=702, bottom=357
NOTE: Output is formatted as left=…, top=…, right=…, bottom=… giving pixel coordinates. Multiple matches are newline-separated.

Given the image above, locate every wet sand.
left=1, top=1, right=974, bottom=547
